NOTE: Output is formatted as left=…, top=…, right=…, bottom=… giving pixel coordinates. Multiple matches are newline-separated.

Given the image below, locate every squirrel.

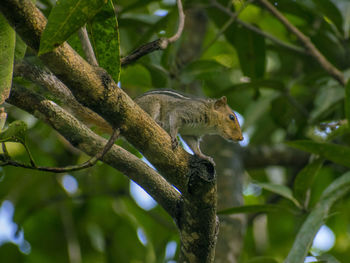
left=135, top=89, right=243, bottom=162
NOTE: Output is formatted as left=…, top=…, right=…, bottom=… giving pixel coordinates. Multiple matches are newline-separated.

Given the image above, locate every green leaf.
left=257, top=182, right=301, bottom=208
left=0, top=14, right=15, bottom=105
left=310, top=85, right=344, bottom=121
left=0, top=120, right=27, bottom=144
left=87, top=0, right=120, bottom=82
left=14, top=34, right=27, bottom=60
left=271, top=95, right=299, bottom=128
left=181, top=60, right=227, bottom=84
left=120, top=64, right=152, bottom=92
left=217, top=204, right=295, bottom=215
left=232, top=26, right=266, bottom=79
left=39, top=0, right=107, bottom=55
left=286, top=140, right=350, bottom=168
left=242, top=91, right=279, bottom=129
left=247, top=257, right=279, bottom=263
left=239, top=79, right=285, bottom=91
left=285, top=171, right=350, bottom=263
left=312, top=0, right=344, bottom=34
left=325, top=122, right=350, bottom=141
left=143, top=63, right=170, bottom=89
left=207, top=6, right=265, bottom=79
left=120, top=0, right=155, bottom=14
left=345, top=80, right=350, bottom=125
left=293, top=157, right=324, bottom=206
left=316, top=254, right=341, bottom=263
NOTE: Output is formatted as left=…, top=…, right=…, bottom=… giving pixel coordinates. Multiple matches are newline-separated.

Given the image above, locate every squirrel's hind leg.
left=168, top=113, right=180, bottom=150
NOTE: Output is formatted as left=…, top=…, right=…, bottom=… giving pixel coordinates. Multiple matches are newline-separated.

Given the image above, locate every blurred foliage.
left=1, top=0, right=350, bottom=262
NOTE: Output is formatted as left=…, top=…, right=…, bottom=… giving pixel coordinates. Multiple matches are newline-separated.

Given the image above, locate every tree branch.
left=7, top=85, right=181, bottom=219
left=257, top=0, right=346, bottom=86
left=121, top=0, right=185, bottom=66
left=0, top=0, right=193, bottom=192
left=14, top=61, right=112, bottom=133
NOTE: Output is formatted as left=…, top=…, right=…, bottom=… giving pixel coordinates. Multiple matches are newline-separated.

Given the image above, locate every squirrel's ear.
left=214, top=96, right=227, bottom=109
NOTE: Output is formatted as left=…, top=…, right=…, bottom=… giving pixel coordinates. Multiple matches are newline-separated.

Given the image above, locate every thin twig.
left=168, top=0, right=185, bottom=43
left=22, top=141, right=36, bottom=167
left=121, top=38, right=168, bottom=66
left=211, top=0, right=307, bottom=55
left=121, top=0, right=185, bottom=66
left=258, top=0, right=346, bottom=86
left=78, top=26, right=99, bottom=66
left=0, top=129, right=120, bottom=172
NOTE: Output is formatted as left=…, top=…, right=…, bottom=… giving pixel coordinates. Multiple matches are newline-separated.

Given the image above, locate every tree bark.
left=202, top=137, right=246, bottom=263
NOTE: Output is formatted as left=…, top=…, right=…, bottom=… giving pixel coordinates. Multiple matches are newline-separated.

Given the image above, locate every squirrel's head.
left=213, top=96, right=243, bottom=142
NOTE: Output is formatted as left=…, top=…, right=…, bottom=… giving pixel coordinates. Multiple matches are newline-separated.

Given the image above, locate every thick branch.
left=0, top=0, right=191, bottom=192
left=178, top=157, right=218, bottom=262
left=258, top=0, right=346, bottom=86
left=14, top=61, right=112, bottom=133
left=7, top=85, right=181, bottom=219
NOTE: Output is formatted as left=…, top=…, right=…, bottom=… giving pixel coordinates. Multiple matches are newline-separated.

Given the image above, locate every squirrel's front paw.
left=171, top=137, right=179, bottom=150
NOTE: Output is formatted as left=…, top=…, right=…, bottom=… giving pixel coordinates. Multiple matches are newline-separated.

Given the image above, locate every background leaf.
left=311, top=0, right=344, bottom=34
left=247, top=257, right=279, bottom=263
left=0, top=14, right=15, bottom=104
left=293, top=157, right=324, bottom=206
left=287, top=140, right=350, bottom=168
left=256, top=182, right=301, bottom=208
left=232, top=25, right=266, bottom=79
left=218, top=204, right=295, bottom=215
left=285, top=171, right=350, bottom=263
left=309, top=85, right=344, bottom=122
left=316, top=254, right=341, bottom=263
left=39, top=0, right=107, bottom=55
left=0, top=120, right=27, bottom=144
left=87, top=0, right=120, bottom=82
left=346, top=80, right=350, bottom=125
left=14, top=34, right=27, bottom=61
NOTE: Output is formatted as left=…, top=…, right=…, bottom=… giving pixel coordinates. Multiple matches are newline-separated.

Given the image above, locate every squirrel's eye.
left=229, top=114, right=235, bottom=121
